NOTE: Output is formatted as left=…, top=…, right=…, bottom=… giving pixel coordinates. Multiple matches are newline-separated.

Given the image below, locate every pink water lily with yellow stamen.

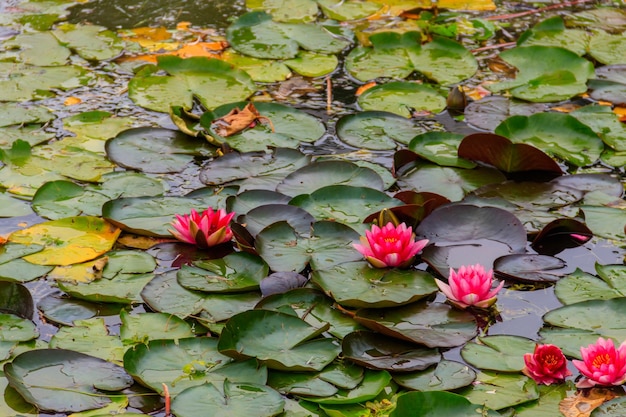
left=435, top=264, right=504, bottom=309
left=169, top=207, right=235, bottom=248
left=573, top=337, right=626, bottom=388
left=353, top=222, right=429, bottom=268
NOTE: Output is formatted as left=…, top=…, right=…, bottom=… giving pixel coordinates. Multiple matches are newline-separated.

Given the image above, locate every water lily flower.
left=523, top=344, right=571, bottom=385
left=572, top=337, right=626, bottom=388
left=435, top=264, right=504, bottom=309
left=353, top=222, right=429, bottom=268
left=169, top=208, right=235, bottom=248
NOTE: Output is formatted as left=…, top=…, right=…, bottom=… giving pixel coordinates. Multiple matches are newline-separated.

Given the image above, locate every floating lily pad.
left=218, top=309, right=340, bottom=371
left=268, top=371, right=338, bottom=397
left=38, top=295, right=125, bottom=326
left=358, top=82, right=447, bottom=117
left=284, top=51, right=338, bottom=77
left=392, top=360, right=476, bottom=392
left=0, top=314, right=38, bottom=342
left=581, top=205, right=626, bottom=240
left=518, top=16, right=589, bottom=56
left=177, top=252, right=268, bottom=293
left=531, top=219, right=592, bottom=255
left=305, top=369, right=392, bottom=405
left=317, top=0, right=381, bottom=20
left=464, top=96, right=549, bottom=131
left=53, top=23, right=125, bottom=61
left=458, top=371, right=539, bottom=411
left=240, top=204, right=314, bottom=237
left=342, top=330, right=440, bottom=372
left=49, top=318, right=125, bottom=363
left=255, top=220, right=361, bottom=273
left=588, top=31, right=626, bottom=65
left=140, top=270, right=206, bottom=318
left=410, top=132, right=475, bottom=169
left=494, top=254, right=567, bottom=283
left=0, top=243, right=51, bottom=283
left=246, top=0, right=318, bottom=22
left=336, top=111, right=421, bottom=150
left=355, top=301, right=477, bottom=348
left=4, top=349, right=133, bottom=413
left=227, top=189, right=291, bottom=215
left=461, top=335, right=535, bottom=372
left=495, top=112, right=603, bottom=166
left=408, top=36, right=478, bottom=85
left=129, top=56, right=256, bottom=112
left=571, top=104, right=626, bottom=152
left=259, top=271, right=309, bottom=297
left=2, top=32, right=70, bottom=66
left=124, top=337, right=267, bottom=397
left=171, top=381, right=284, bottom=417
left=312, top=261, right=438, bottom=308
left=555, top=264, right=626, bottom=305
left=120, top=310, right=194, bottom=344
left=8, top=216, right=121, bottom=266
left=0, top=103, right=55, bottom=128
left=390, top=391, right=499, bottom=417
left=487, top=46, right=594, bottom=102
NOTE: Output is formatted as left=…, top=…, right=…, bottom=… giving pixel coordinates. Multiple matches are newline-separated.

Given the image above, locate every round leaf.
left=461, top=335, right=536, bottom=372
left=393, top=360, right=476, bottom=392
left=358, top=82, right=447, bottom=117
left=336, top=111, right=421, bottom=150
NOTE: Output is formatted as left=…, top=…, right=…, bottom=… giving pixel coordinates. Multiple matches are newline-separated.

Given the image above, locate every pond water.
left=2, top=0, right=626, bottom=416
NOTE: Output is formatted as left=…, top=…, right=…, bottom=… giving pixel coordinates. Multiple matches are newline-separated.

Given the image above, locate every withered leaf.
left=211, top=103, right=274, bottom=137
left=559, top=387, right=620, bottom=417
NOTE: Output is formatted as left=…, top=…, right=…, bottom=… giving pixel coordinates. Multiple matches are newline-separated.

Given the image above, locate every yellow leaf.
left=8, top=217, right=120, bottom=266
left=559, top=388, right=619, bottom=417
left=437, top=0, right=496, bottom=11
left=48, top=256, right=109, bottom=284
left=64, top=96, right=82, bottom=106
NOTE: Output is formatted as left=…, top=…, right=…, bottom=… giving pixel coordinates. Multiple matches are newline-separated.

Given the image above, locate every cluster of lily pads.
left=0, top=0, right=626, bottom=416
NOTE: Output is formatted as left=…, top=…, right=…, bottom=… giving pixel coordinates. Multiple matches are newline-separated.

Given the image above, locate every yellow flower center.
left=544, top=355, right=559, bottom=366
left=384, top=237, right=398, bottom=243
left=592, top=353, right=611, bottom=368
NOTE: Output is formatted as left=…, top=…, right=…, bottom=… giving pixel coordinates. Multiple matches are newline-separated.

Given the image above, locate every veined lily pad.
left=124, top=337, right=267, bottom=397
left=304, top=369, right=392, bottom=405
left=227, top=189, right=291, bottom=215
left=0, top=243, right=51, bottom=283
left=465, top=96, right=549, bottom=131
left=408, top=36, right=478, bottom=85
left=218, top=309, right=340, bottom=371
left=239, top=204, right=314, bottom=236
left=358, top=81, right=447, bottom=117
left=555, top=264, right=626, bottom=305
left=119, top=310, right=194, bottom=344
left=355, top=301, right=477, bottom=348
left=4, top=349, right=133, bottom=413
left=268, top=371, right=338, bottom=397
left=106, top=127, right=215, bottom=173
left=487, top=46, right=594, bottom=102
left=461, top=335, right=536, bottom=372
left=0, top=314, right=38, bottom=342
left=458, top=371, right=539, bottom=410
left=246, top=0, right=318, bottom=23
left=571, top=104, right=626, bottom=152
left=494, top=254, right=567, bottom=283
left=0, top=103, right=55, bottom=128
left=284, top=51, right=338, bottom=77
left=392, top=360, right=476, bottom=392
left=171, top=381, right=284, bottom=417
left=336, top=111, right=422, bottom=150
left=342, top=330, right=441, bottom=372
left=410, top=132, right=475, bottom=169
left=129, top=56, right=257, bottom=112
left=177, top=252, right=268, bottom=293
left=311, top=261, right=438, bottom=308
left=290, top=185, right=403, bottom=224
left=8, top=216, right=121, bottom=266
left=317, top=0, right=381, bottom=20
left=518, top=16, right=589, bottom=56
left=140, top=270, right=206, bottom=318
left=581, top=205, right=626, bottom=241
left=495, top=113, right=604, bottom=166
left=2, top=31, right=69, bottom=66
left=588, top=31, right=626, bottom=65
left=52, top=23, right=125, bottom=61
left=221, top=50, right=291, bottom=82
left=49, top=318, right=125, bottom=363
left=255, top=220, right=361, bottom=273
left=390, top=391, right=499, bottom=417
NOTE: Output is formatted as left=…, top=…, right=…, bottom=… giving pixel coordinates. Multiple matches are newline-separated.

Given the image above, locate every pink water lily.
left=435, top=264, right=504, bottom=309
left=353, top=222, right=429, bottom=268
left=169, top=208, right=235, bottom=248
left=523, top=344, right=571, bottom=385
left=573, top=337, right=626, bottom=388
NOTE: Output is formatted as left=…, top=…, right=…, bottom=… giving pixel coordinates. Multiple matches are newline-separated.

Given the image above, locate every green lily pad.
left=256, top=288, right=366, bottom=339
left=572, top=104, right=626, bottom=152
left=312, top=261, right=438, bottom=308
left=345, top=32, right=417, bottom=82
left=518, top=16, right=589, bottom=56
left=390, top=391, right=499, bottom=417
left=284, top=51, right=338, bottom=77
left=246, top=0, right=318, bottom=23
left=290, top=185, right=403, bottom=224
left=38, top=295, right=125, bottom=326
left=581, top=205, right=626, bottom=240
left=200, top=148, right=311, bottom=191
left=171, top=381, right=284, bottom=417
left=458, top=371, right=539, bottom=410
left=514, top=383, right=572, bottom=417
left=49, top=318, right=125, bottom=363
left=198, top=291, right=264, bottom=323
left=240, top=204, right=314, bottom=236
left=588, top=31, right=626, bottom=65
left=2, top=31, right=69, bottom=66
left=0, top=314, right=38, bottom=342
left=119, top=310, right=194, bottom=344
left=408, top=36, right=478, bottom=85
left=487, top=46, right=594, bottom=102
left=129, top=56, right=256, bottom=112
left=106, top=127, right=215, bottom=173
left=218, top=309, right=340, bottom=371
left=177, top=252, right=269, bottom=293
left=472, top=181, right=583, bottom=210
left=495, top=112, right=604, bottom=166
left=336, top=111, right=422, bottom=150
left=4, top=349, right=133, bottom=413
left=317, top=0, right=381, bottom=20
left=358, top=81, right=447, bottom=117
left=355, top=301, right=477, bottom=348
left=555, top=265, right=626, bottom=305
left=140, top=270, right=206, bottom=318
left=124, top=337, right=267, bottom=397
left=255, top=220, right=361, bottom=273
left=0, top=244, right=51, bottom=283
left=0, top=103, right=55, bottom=128
left=52, top=23, right=124, bottom=61
left=342, top=330, right=441, bottom=372
left=392, top=360, right=476, bottom=392
left=221, top=51, right=291, bottom=82
left=410, top=132, right=475, bottom=169
left=268, top=371, right=338, bottom=397
left=227, top=190, right=291, bottom=215
left=278, top=160, right=385, bottom=196
left=304, top=369, right=392, bottom=405
left=589, top=395, right=626, bottom=416
left=201, top=102, right=325, bottom=152
left=461, top=335, right=536, bottom=372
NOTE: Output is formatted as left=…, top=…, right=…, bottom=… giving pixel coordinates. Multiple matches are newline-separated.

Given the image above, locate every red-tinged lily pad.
left=106, top=127, right=216, bottom=173
left=200, top=148, right=311, bottom=191
left=458, top=133, right=562, bottom=176
left=311, top=261, right=438, bottom=308
left=364, top=191, right=450, bottom=229
left=342, top=330, right=441, bottom=372
left=531, top=219, right=593, bottom=255
left=0, top=281, right=34, bottom=319
left=390, top=391, right=500, bottom=417
left=355, top=300, right=477, bottom=348
left=550, top=173, right=624, bottom=197
left=472, top=181, right=583, bottom=210
left=4, top=349, right=133, bottom=413
left=255, top=220, right=361, bottom=273
left=256, top=288, right=366, bottom=338
left=392, top=360, right=476, bottom=392
left=177, top=252, right=269, bottom=293
left=171, top=380, right=284, bottom=417
left=124, top=337, right=267, bottom=397
left=217, top=309, right=340, bottom=371
left=494, top=254, right=567, bottom=284
left=415, top=204, right=526, bottom=275
left=258, top=271, right=309, bottom=297
left=8, top=216, right=121, bottom=266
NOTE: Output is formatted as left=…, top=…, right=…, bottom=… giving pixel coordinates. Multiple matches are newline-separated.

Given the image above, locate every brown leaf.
left=559, top=388, right=620, bottom=417
left=211, top=103, right=274, bottom=137
left=117, top=234, right=172, bottom=249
